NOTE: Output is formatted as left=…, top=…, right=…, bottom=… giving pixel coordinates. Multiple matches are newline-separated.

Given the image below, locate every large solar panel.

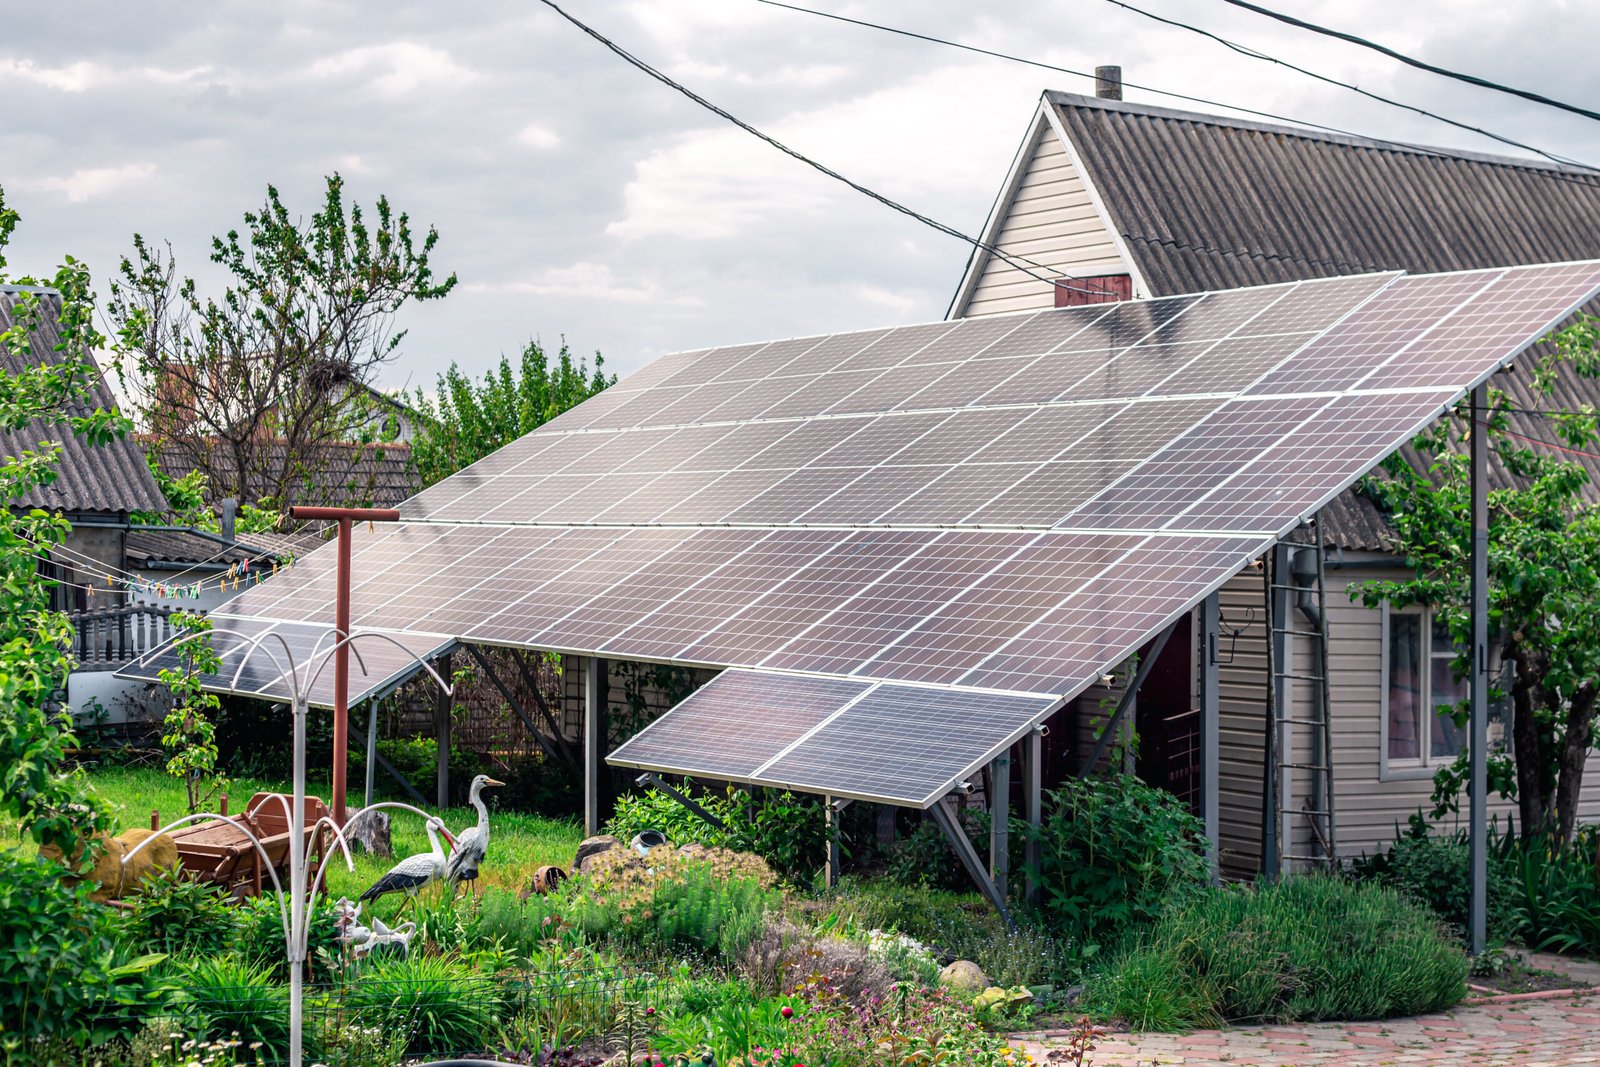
left=608, top=669, right=1060, bottom=807
left=117, top=615, right=456, bottom=710
left=160, top=262, right=1600, bottom=803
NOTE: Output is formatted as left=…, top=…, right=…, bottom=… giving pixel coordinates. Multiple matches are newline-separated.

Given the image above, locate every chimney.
left=1095, top=65, right=1123, bottom=100
left=220, top=498, right=238, bottom=542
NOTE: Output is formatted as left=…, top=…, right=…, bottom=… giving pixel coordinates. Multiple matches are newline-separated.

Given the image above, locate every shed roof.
left=1047, top=92, right=1600, bottom=549
left=124, top=528, right=295, bottom=570
left=0, top=288, right=166, bottom=516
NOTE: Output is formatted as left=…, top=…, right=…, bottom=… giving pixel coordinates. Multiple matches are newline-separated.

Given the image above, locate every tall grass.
left=1088, top=876, right=1468, bottom=1030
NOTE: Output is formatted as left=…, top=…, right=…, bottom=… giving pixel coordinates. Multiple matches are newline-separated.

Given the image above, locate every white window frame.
left=1379, top=603, right=1468, bottom=780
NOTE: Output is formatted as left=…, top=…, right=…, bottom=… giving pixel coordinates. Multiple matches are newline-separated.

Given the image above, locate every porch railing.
left=69, top=604, right=196, bottom=668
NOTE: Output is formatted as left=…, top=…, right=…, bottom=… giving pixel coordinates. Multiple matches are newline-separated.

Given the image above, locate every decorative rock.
left=940, top=959, right=991, bottom=994
left=573, top=834, right=621, bottom=873
left=345, top=808, right=392, bottom=858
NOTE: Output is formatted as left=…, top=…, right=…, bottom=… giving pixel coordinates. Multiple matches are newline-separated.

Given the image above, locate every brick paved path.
left=1020, top=995, right=1600, bottom=1066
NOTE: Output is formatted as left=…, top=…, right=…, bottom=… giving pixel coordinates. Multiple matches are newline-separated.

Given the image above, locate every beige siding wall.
left=962, top=126, right=1126, bottom=318
left=1215, top=563, right=1600, bottom=874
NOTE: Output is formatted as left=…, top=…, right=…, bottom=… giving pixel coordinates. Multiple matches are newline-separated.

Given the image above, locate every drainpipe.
left=1291, top=545, right=1327, bottom=857
left=220, top=498, right=238, bottom=542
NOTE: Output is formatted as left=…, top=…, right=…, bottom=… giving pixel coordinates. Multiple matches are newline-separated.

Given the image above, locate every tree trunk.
left=1511, top=654, right=1551, bottom=839
left=1555, top=685, right=1598, bottom=845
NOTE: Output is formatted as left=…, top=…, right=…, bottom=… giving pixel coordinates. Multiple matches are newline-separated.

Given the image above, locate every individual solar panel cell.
left=760, top=531, right=1036, bottom=675
left=1152, top=332, right=1318, bottom=397
left=678, top=531, right=937, bottom=664
left=1244, top=272, right=1495, bottom=395
left=1144, top=284, right=1290, bottom=343
left=1177, top=390, right=1456, bottom=531
left=959, top=535, right=1262, bottom=693
left=1061, top=397, right=1229, bottom=464
left=895, top=355, right=1039, bottom=411
left=858, top=533, right=1140, bottom=684
left=755, top=684, right=1059, bottom=807
left=1063, top=396, right=1324, bottom=530
left=1359, top=262, right=1600, bottom=391
left=531, top=528, right=771, bottom=651
left=600, top=529, right=854, bottom=661
left=876, top=463, right=1038, bottom=526
left=721, top=465, right=870, bottom=525
left=962, top=460, right=1139, bottom=527
left=607, top=670, right=871, bottom=780
left=1066, top=340, right=1218, bottom=401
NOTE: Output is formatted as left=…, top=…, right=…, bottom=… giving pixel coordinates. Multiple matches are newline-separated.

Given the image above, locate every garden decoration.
left=333, top=896, right=418, bottom=958
left=121, top=624, right=455, bottom=1067
left=630, top=829, right=669, bottom=855
left=444, top=773, right=504, bottom=892
left=359, top=814, right=452, bottom=909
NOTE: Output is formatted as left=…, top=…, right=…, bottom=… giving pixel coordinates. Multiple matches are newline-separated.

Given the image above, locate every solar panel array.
left=118, top=616, right=456, bottom=710
left=608, top=669, right=1059, bottom=807
left=186, top=262, right=1600, bottom=804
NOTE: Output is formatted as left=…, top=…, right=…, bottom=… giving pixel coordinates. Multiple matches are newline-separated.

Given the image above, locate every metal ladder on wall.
left=1261, top=522, right=1338, bottom=879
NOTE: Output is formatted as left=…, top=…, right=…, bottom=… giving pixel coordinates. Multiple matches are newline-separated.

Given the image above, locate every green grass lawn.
left=8, top=765, right=585, bottom=902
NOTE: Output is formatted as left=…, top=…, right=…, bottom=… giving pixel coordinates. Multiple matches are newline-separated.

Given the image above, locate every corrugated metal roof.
left=125, top=528, right=294, bottom=569
left=0, top=290, right=166, bottom=515
left=152, top=438, right=421, bottom=510
left=1050, top=92, right=1600, bottom=549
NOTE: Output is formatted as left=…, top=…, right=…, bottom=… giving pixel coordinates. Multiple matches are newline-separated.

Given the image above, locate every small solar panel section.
left=117, top=615, right=455, bottom=710
left=608, top=669, right=1060, bottom=808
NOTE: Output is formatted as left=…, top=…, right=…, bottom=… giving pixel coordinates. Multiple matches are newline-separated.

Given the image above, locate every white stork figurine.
left=445, top=774, right=503, bottom=892
left=358, top=815, right=451, bottom=911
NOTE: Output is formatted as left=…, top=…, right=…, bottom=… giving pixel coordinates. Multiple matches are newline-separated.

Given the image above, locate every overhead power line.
left=1099, top=0, right=1591, bottom=169
left=1214, top=0, right=1600, bottom=125
left=533, top=0, right=1099, bottom=294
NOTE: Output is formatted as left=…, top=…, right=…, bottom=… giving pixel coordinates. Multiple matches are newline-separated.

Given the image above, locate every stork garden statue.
left=358, top=815, right=451, bottom=910
left=445, top=774, right=503, bottom=892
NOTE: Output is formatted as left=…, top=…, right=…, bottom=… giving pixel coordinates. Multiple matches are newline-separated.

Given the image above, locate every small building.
left=950, top=90, right=1600, bottom=874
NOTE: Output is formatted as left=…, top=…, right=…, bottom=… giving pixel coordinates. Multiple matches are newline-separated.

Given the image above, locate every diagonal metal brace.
left=636, top=772, right=727, bottom=830
left=930, top=796, right=1014, bottom=930
left=466, top=644, right=565, bottom=766
left=1077, top=619, right=1178, bottom=778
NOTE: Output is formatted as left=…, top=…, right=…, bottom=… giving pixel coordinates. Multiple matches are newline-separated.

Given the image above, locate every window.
left=1384, top=607, right=1473, bottom=769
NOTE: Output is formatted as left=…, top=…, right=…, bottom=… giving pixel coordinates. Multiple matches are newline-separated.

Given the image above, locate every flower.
left=781, top=1006, right=794, bottom=1019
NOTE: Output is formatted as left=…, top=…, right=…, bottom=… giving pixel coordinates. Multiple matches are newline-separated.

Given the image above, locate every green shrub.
left=122, top=867, right=240, bottom=958
left=1026, top=773, right=1208, bottom=947
left=234, top=894, right=343, bottom=980
left=471, top=888, right=574, bottom=962
left=346, top=736, right=481, bottom=805
left=175, top=956, right=291, bottom=1057
left=1351, top=820, right=1520, bottom=943
left=1496, top=825, right=1600, bottom=955
left=607, top=781, right=739, bottom=850
left=1087, top=876, right=1468, bottom=1029
left=345, top=954, right=496, bottom=1056
left=606, top=782, right=825, bottom=881
left=884, top=808, right=989, bottom=891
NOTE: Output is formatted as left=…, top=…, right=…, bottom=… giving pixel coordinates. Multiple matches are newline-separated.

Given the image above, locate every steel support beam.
left=990, top=750, right=1011, bottom=900
left=1200, top=592, right=1221, bottom=883
left=931, top=796, right=1014, bottom=930
left=363, top=698, right=379, bottom=809
left=1023, top=726, right=1043, bottom=904
left=1079, top=619, right=1179, bottom=777
left=1469, top=383, right=1489, bottom=955
left=1262, top=543, right=1293, bottom=883
left=585, top=657, right=607, bottom=836
left=509, top=649, right=579, bottom=771
left=635, top=772, right=728, bottom=830
left=435, top=653, right=452, bottom=809
left=465, top=645, right=564, bottom=766
left=825, top=795, right=842, bottom=889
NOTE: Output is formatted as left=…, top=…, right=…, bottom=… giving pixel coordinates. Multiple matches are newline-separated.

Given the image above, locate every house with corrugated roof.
left=951, top=90, right=1600, bottom=875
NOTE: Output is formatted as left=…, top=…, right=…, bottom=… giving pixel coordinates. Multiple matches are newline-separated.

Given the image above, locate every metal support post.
left=931, top=796, right=1014, bottom=930
left=825, top=795, right=842, bottom=889
left=287, top=691, right=308, bottom=1067
left=636, top=772, right=727, bottom=829
left=585, top=656, right=607, bottom=835
left=1262, top=543, right=1293, bottom=883
left=363, top=698, right=379, bottom=809
left=1200, top=592, right=1221, bottom=883
left=1079, top=621, right=1178, bottom=776
left=333, top=517, right=352, bottom=825
left=1469, top=383, right=1489, bottom=955
left=1023, top=727, right=1043, bottom=904
left=990, top=750, right=1011, bottom=900
left=436, top=653, right=452, bottom=809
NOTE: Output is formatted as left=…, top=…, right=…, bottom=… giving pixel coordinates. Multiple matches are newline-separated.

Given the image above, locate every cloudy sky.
left=3, top=0, right=1598, bottom=393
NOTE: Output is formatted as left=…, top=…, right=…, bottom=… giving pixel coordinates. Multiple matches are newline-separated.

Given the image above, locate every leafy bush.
left=0, top=853, right=140, bottom=1057
left=471, top=888, right=575, bottom=962
left=347, top=735, right=481, bottom=805
left=1087, top=876, right=1468, bottom=1029
left=1026, top=773, right=1208, bottom=947
left=121, top=867, right=240, bottom=958
left=1496, top=825, right=1600, bottom=955
left=175, top=956, right=291, bottom=1055
left=345, top=954, right=496, bottom=1055
left=607, top=782, right=739, bottom=850
left=235, top=894, right=344, bottom=980
left=884, top=808, right=989, bottom=891
left=607, top=782, right=825, bottom=881
left=1350, top=820, right=1520, bottom=943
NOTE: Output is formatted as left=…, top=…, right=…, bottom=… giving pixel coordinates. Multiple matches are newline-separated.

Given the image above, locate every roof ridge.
left=1044, top=89, right=1600, bottom=177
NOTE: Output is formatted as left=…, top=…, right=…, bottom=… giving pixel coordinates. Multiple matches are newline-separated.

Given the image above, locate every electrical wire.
left=1212, top=0, right=1600, bottom=125
left=532, top=0, right=1102, bottom=294
left=1473, top=419, right=1600, bottom=462
left=1098, top=0, right=1592, bottom=169
left=749, top=0, right=1600, bottom=196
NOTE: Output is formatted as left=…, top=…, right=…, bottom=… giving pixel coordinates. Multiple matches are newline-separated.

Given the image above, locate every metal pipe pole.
left=1200, top=592, right=1221, bottom=884
left=1469, top=383, right=1489, bottom=955
left=364, top=697, right=379, bottom=809
left=332, top=518, right=352, bottom=825
left=288, top=691, right=308, bottom=1067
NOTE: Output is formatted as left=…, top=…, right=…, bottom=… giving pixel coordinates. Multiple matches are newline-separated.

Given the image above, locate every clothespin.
left=105, top=575, right=112, bottom=588
left=87, top=585, right=94, bottom=601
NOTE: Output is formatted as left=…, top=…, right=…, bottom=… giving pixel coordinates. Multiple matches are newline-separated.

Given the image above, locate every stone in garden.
left=972, top=985, right=1033, bottom=1011
left=573, top=834, right=621, bottom=872
left=940, top=959, right=990, bottom=993
left=345, top=808, right=392, bottom=858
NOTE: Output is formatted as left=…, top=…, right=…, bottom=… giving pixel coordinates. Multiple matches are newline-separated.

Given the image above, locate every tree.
left=408, top=338, right=613, bottom=487
left=158, top=613, right=226, bottom=814
left=0, top=186, right=126, bottom=854
left=1354, top=319, right=1600, bottom=844
left=108, top=174, right=455, bottom=512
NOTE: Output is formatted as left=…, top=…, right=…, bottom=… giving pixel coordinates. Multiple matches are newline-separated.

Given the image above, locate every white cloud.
left=305, top=42, right=475, bottom=95
left=36, top=162, right=156, bottom=203
left=517, top=124, right=561, bottom=149
left=469, top=262, right=703, bottom=306
left=0, top=58, right=213, bottom=92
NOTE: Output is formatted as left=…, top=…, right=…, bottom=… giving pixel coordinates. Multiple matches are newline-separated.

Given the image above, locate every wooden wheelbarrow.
left=160, top=792, right=331, bottom=900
